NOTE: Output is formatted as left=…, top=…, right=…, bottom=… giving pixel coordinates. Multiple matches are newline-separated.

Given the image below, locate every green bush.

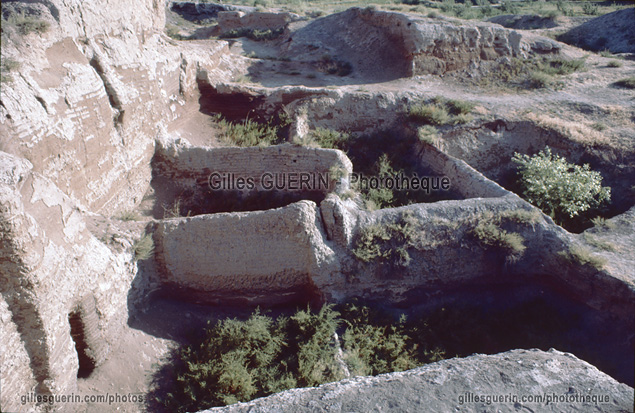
left=151, top=305, right=343, bottom=412
left=606, top=60, right=623, bottom=68
left=581, top=2, right=598, bottom=15
left=512, top=147, right=611, bottom=224
left=408, top=102, right=451, bottom=125
left=340, top=303, right=419, bottom=376
left=528, top=71, right=556, bottom=89
left=539, top=56, right=586, bottom=76
left=500, top=0, right=520, bottom=14
left=469, top=209, right=541, bottom=263
left=590, top=216, right=616, bottom=230
left=472, top=220, right=526, bottom=259
left=417, top=125, right=439, bottom=146
left=361, top=154, right=398, bottom=210
left=299, top=128, right=349, bottom=149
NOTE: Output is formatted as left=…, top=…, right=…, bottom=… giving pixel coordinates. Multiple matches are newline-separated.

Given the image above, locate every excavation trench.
left=139, top=276, right=633, bottom=413
left=440, top=119, right=635, bottom=230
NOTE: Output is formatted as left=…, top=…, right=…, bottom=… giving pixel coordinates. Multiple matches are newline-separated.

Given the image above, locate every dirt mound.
left=558, top=8, right=635, bottom=53
left=488, top=14, right=558, bottom=30
left=284, top=8, right=413, bottom=82
left=284, top=8, right=535, bottom=82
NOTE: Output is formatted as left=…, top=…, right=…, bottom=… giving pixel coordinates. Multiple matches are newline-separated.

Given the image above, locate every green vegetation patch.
left=408, top=96, right=475, bottom=125
left=513, top=147, right=611, bottom=226
left=299, top=127, right=458, bottom=209
left=150, top=305, right=344, bottom=411
left=149, top=302, right=443, bottom=412
left=353, top=211, right=420, bottom=267
left=479, top=56, right=586, bottom=91
left=149, top=294, right=610, bottom=412
left=0, top=58, right=20, bottom=83
left=469, top=210, right=539, bottom=263
left=353, top=208, right=541, bottom=267
left=296, top=127, right=350, bottom=149
left=213, top=114, right=283, bottom=147
left=558, top=245, right=607, bottom=271
left=5, top=12, right=50, bottom=35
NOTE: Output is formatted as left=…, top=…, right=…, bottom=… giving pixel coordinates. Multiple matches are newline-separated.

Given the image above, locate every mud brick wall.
left=154, top=200, right=340, bottom=304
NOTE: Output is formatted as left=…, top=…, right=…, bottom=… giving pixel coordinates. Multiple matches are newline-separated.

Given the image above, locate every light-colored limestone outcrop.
left=203, top=348, right=634, bottom=412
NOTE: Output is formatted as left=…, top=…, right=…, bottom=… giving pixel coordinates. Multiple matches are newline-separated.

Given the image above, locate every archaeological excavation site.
left=1, top=0, right=634, bottom=411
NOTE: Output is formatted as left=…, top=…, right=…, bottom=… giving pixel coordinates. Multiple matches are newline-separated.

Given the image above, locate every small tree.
left=512, top=147, right=610, bottom=223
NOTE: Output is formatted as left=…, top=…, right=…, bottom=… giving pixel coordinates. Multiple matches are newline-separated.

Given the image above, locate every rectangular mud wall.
left=417, top=145, right=510, bottom=199
left=152, top=142, right=353, bottom=214
left=154, top=144, right=352, bottom=191
left=154, top=200, right=340, bottom=304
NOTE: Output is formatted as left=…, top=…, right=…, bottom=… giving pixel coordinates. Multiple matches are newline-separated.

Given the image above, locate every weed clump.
left=417, top=125, right=439, bottom=146
left=558, top=245, right=607, bottom=271
left=133, top=233, right=154, bottom=261
left=150, top=303, right=435, bottom=412
left=296, top=128, right=349, bottom=149
left=340, top=303, right=421, bottom=376
left=479, top=56, right=585, bottom=90
left=528, top=71, right=556, bottom=89
left=353, top=211, right=420, bottom=267
left=150, top=305, right=341, bottom=411
left=353, top=208, right=540, bottom=267
left=408, top=96, right=475, bottom=126
left=213, top=114, right=282, bottom=147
